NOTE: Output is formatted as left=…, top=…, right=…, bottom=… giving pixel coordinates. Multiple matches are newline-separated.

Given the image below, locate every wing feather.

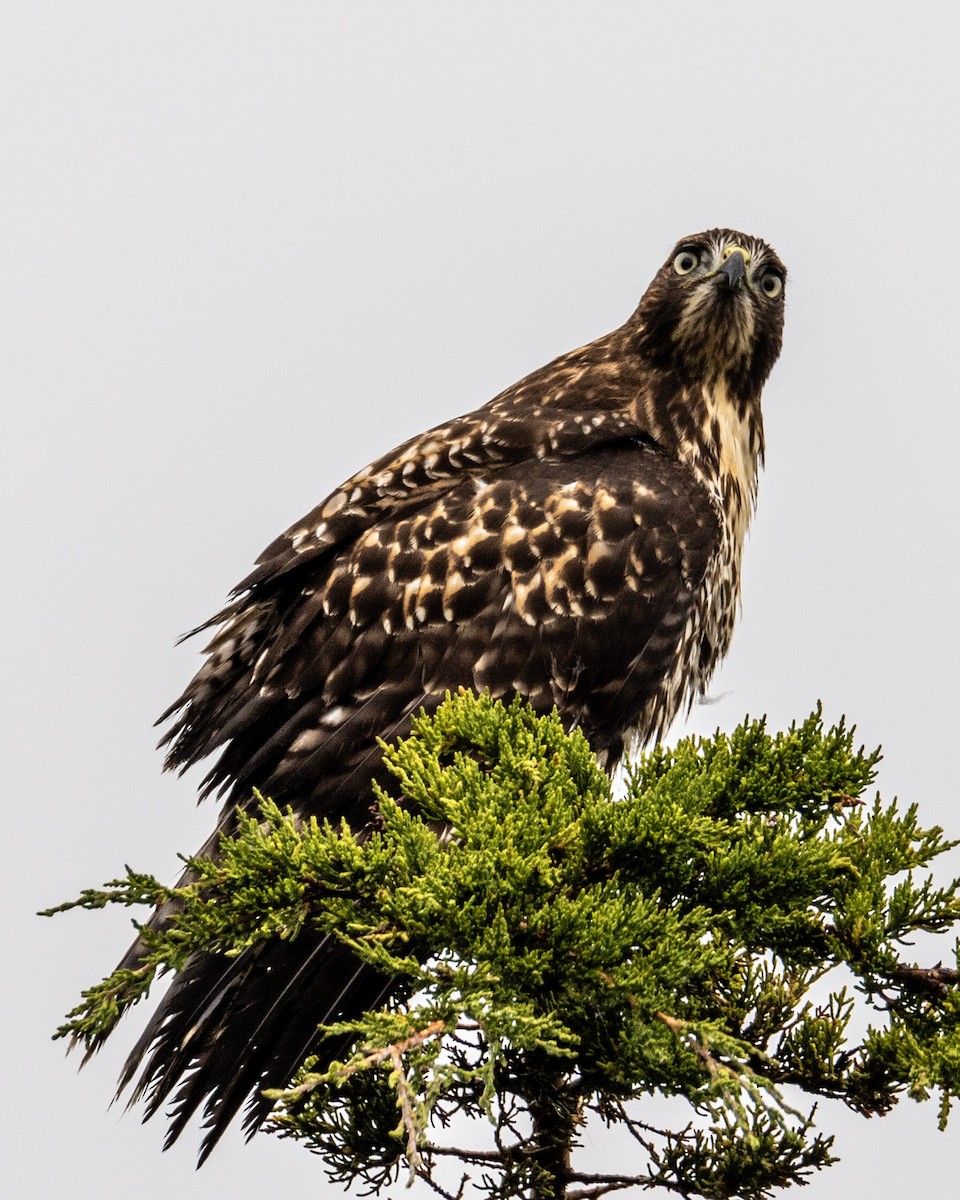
left=162, top=440, right=717, bottom=828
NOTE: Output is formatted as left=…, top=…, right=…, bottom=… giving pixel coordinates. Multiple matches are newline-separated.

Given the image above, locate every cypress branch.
left=47, top=693, right=960, bottom=1197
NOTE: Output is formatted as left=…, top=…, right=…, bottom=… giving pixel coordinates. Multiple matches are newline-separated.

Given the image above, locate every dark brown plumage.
left=114, top=229, right=786, bottom=1157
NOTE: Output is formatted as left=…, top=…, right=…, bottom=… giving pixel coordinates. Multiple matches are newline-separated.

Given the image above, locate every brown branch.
left=416, top=1164, right=470, bottom=1200
left=427, top=1145, right=672, bottom=1198
left=596, top=1099, right=693, bottom=1149
left=889, top=962, right=959, bottom=1000
left=428, top=1145, right=511, bottom=1163
left=275, top=1018, right=447, bottom=1100
left=656, top=1011, right=724, bottom=1078
left=565, top=1181, right=643, bottom=1200
left=391, top=1044, right=423, bottom=1183
left=566, top=1177, right=665, bottom=1200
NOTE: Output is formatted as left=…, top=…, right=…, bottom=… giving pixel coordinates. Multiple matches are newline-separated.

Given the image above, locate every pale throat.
left=685, top=378, right=763, bottom=549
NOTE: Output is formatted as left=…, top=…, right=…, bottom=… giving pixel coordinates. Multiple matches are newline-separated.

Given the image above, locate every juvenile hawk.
left=115, top=229, right=786, bottom=1155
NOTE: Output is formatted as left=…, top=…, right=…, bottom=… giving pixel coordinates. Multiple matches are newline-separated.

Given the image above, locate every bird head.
left=632, top=228, right=786, bottom=393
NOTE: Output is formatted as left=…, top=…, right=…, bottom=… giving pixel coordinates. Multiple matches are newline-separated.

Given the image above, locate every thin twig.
left=278, top=1019, right=447, bottom=1099
left=429, top=1144, right=517, bottom=1163
left=566, top=1169, right=684, bottom=1199
left=415, top=1165, right=469, bottom=1200
left=391, top=1044, right=422, bottom=1182
left=565, top=1184, right=639, bottom=1200
left=656, top=1011, right=723, bottom=1077
left=597, top=1099, right=692, bottom=1145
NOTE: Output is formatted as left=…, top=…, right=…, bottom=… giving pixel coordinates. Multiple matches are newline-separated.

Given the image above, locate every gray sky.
left=4, top=3, right=959, bottom=1196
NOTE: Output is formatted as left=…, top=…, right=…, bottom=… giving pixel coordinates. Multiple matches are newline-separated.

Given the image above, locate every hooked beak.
left=717, top=248, right=748, bottom=291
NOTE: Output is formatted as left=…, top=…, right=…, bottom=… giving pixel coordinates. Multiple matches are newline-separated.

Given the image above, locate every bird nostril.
left=721, top=245, right=751, bottom=266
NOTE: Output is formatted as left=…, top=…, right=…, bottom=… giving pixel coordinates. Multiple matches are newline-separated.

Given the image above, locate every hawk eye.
left=673, top=249, right=699, bottom=276
left=760, top=272, right=783, bottom=298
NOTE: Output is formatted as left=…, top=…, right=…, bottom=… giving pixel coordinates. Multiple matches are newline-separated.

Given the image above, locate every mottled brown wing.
left=237, top=397, right=649, bottom=594
left=164, top=440, right=719, bottom=826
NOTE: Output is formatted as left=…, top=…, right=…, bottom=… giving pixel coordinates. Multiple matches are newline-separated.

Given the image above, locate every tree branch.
left=889, top=962, right=959, bottom=1000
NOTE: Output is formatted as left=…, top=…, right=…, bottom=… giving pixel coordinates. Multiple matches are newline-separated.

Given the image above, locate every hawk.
left=112, top=229, right=786, bottom=1156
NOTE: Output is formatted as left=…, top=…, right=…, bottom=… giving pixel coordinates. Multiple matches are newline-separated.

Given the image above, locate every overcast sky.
left=4, top=3, right=960, bottom=1197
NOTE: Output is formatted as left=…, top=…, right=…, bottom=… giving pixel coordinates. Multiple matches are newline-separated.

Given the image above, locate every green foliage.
left=48, top=692, right=960, bottom=1199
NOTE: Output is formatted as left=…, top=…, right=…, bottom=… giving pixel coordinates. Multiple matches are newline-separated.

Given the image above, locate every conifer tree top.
left=49, top=694, right=960, bottom=1199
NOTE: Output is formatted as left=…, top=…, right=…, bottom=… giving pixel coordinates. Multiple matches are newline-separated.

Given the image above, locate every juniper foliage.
left=49, top=693, right=960, bottom=1199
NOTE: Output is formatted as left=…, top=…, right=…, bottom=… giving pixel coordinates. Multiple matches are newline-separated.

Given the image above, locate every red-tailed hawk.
left=112, top=229, right=786, bottom=1156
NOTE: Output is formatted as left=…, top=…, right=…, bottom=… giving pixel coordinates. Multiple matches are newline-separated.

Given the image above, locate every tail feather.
left=119, top=931, right=397, bottom=1161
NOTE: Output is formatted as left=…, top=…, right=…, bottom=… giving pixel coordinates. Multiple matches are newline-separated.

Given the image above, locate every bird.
left=110, top=228, right=786, bottom=1158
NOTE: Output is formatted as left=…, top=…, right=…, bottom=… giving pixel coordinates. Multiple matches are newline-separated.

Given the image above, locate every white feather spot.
left=322, top=492, right=347, bottom=519
left=290, top=728, right=325, bottom=752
